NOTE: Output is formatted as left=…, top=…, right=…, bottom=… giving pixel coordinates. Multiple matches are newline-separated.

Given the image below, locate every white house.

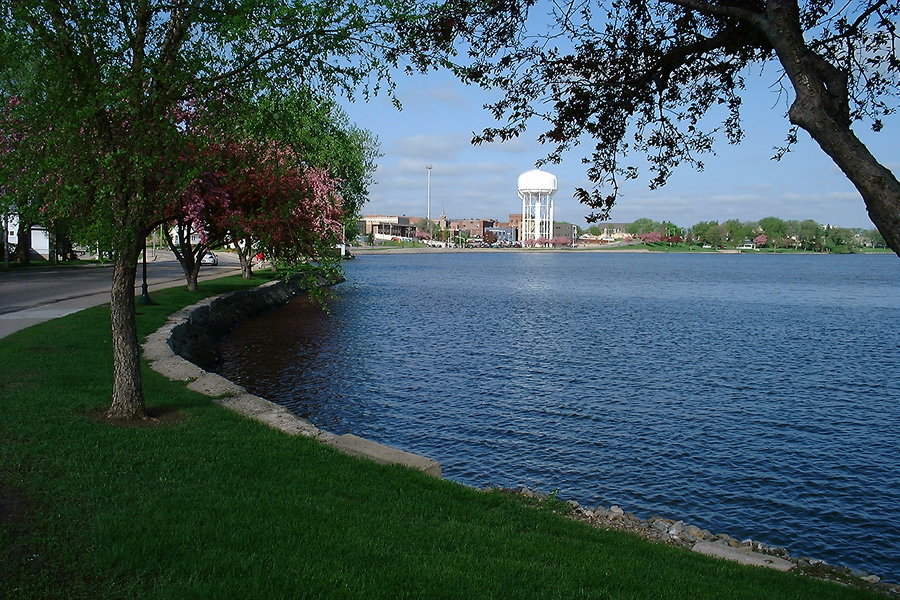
left=5, top=214, right=51, bottom=258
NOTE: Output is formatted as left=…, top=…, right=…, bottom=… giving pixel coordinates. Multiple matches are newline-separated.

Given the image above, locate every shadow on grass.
left=80, top=404, right=187, bottom=428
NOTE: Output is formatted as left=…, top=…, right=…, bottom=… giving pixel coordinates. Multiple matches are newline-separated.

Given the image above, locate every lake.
left=219, top=252, right=900, bottom=580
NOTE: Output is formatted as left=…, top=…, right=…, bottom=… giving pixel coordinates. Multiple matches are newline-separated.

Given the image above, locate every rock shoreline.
left=504, top=486, right=897, bottom=594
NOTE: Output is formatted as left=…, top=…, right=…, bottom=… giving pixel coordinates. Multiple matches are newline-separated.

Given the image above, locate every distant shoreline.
left=350, top=246, right=892, bottom=256
left=353, top=246, right=649, bottom=255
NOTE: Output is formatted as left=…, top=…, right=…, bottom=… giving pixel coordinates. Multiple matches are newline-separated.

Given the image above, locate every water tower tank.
left=517, top=169, right=558, bottom=194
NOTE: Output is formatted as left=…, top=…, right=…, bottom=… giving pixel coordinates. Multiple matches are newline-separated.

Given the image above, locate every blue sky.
left=341, top=60, right=896, bottom=231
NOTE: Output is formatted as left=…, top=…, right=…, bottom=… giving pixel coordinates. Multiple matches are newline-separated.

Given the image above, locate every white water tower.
left=518, top=169, right=557, bottom=245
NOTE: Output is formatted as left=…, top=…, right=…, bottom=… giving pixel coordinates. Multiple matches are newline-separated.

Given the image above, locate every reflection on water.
left=220, top=253, right=900, bottom=579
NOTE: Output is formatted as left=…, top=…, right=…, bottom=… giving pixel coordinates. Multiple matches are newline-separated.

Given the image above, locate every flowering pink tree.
left=164, top=133, right=346, bottom=289
left=165, top=170, right=233, bottom=290
left=550, top=236, right=571, bottom=247
left=638, top=231, right=663, bottom=243
left=415, top=230, right=432, bottom=241
left=753, top=234, right=768, bottom=247
left=523, top=238, right=538, bottom=247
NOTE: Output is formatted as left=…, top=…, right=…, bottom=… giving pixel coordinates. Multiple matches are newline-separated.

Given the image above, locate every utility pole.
left=2, top=212, right=9, bottom=271
left=426, top=164, right=432, bottom=223
left=140, top=239, right=153, bottom=305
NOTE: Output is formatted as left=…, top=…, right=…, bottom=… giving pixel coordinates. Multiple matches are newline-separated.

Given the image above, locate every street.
left=0, top=250, right=241, bottom=339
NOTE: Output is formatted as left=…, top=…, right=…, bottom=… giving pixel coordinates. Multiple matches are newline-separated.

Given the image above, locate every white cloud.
left=391, top=134, right=471, bottom=160
left=406, top=85, right=467, bottom=107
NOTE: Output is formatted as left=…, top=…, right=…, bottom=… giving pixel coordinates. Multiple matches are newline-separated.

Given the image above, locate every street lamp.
left=426, top=164, right=432, bottom=223
left=140, top=239, right=154, bottom=305
left=3, top=211, right=9, bottom=271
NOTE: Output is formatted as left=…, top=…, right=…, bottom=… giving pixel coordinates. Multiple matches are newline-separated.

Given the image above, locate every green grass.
left=371, top=240, right=429, bottom=248
left=0, top=278, right=886, bottom=599
left=1, top=257, right=113, bottom=270
left=592, top=242, right=719, bottom=252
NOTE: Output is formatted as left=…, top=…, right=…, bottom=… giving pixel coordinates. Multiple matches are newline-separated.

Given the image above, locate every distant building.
left=485, top=226, right=517, bottom=244
left=597, top=223, right=631, bottom=241
left=451, top=219, right=495, bottom=238
left=553, top=222, right=577, bottom=242
left=359, top=215, right=418, bottom=240
left=578, top=223, right=633, bottom=244
left=5, top=214, right=51, bottom=259
left=411, top=215, right=451, bottom=231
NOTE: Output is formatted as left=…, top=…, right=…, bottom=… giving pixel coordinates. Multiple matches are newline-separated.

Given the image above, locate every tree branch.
left=662, top=0, right=767, bottom=27
left=630, top=29, right=735, bottom=92
left=816, top=0, right=891, bottom=45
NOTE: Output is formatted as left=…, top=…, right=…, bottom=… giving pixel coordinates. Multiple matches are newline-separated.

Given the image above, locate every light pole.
left=3, top=212, right=9, bottom=271
left=140, top=239, right=153, bottom=305
left=426, top=164, right=432, bottom=223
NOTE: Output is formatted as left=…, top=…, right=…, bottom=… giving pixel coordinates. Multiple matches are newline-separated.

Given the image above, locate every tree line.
left=582, top=216, right=886, bottom=251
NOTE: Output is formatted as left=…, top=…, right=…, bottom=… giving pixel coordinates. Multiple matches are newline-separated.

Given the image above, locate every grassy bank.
left=0, top=278, right=886, bottom=599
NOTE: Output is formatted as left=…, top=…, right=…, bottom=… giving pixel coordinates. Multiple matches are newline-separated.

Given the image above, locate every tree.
left=0, top=1, right=420, bottom=420
left=823, top=224, right=858, bottom=251
left=703, top=224, right=729, bottom=247
left=164, top=90, right=376, bottom=286
left=416, top=218, right=440, bottom=238
left=796, top=219, right=825, bottom=250
left=482, top=230, right=499, bottom=244
left=425, top=0, right=900, bottom=256
left=661, top=221, right=683, bottom=237
left=759, top=216, right=789, bottom=240
left=689, top=220, right=717, bottom=243
left=626, top=217, right=661, bottom=235
left=865, top=228, right=887, bottom=247
left=224, top=89, right=380, bottom=237
left=722, top=219, right=753, bottom=244
left=753, top=234, right=768, bottom=247
left=637, top=231, right=663, bottom=243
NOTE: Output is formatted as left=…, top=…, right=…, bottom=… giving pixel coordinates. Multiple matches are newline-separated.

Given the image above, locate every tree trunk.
left=105, top=243, right=147, bottom=420
left=163, top=223, right=201, bottom=291
left=235, top=237, right=254, bottom=279
left=48, top=222, right=57, bottom=265
left=791, top=117, right=900, bottom=257
left=188, top=259, right=201, bottom=292
left=15, top=219, right=30, bottom=265
left=764, top=2, right=900, bottom=257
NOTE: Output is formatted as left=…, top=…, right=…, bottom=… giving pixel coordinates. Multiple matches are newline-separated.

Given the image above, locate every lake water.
left=219, top=252, right=900, bottom=580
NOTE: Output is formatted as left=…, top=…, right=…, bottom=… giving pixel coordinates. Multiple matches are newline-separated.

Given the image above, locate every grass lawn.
left=1, top=257, right=113, bottom=270
left=0, top=277, right=886, bottom=599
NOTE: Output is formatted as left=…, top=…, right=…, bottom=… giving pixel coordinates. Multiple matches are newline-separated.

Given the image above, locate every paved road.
left=0, top=250, right=241, bottom=339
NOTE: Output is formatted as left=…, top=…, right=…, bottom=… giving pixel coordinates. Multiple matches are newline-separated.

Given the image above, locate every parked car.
left=200, top=251, right=218, bottom=266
